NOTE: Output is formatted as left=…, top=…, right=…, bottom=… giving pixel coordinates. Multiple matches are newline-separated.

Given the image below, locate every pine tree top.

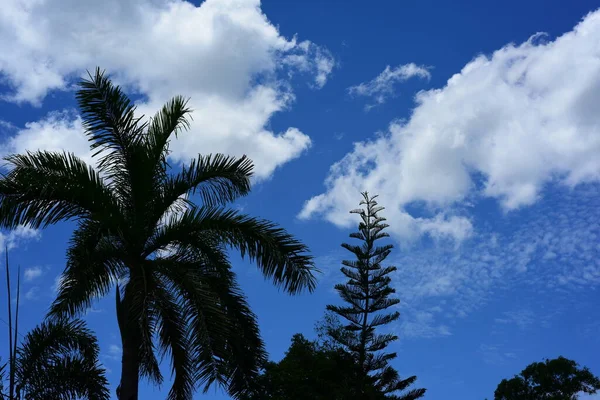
left=324, top=192, right=425, bottom=399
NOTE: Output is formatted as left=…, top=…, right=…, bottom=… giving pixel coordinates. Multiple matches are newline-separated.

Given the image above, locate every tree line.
left=0, top=69, right=597, bottom=400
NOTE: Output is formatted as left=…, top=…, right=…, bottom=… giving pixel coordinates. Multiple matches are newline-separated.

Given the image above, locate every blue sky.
left=1, top=0, right=599, bottom=399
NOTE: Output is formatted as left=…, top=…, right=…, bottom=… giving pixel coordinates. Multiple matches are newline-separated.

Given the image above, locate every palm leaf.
left=49, top=220, right=126, bottom=319
left=145, top=95, right=192, bottom=176
left=15, top=319, right=109, bottom=400
left=151, top=154, right=254, bottom=229
left=152, top=275, right=194, bottom=400
left=76, top=68, right=145, bottom=168
left=0, top=151, right=119, bottom=229
left=148, top=207, right=317, bottom=294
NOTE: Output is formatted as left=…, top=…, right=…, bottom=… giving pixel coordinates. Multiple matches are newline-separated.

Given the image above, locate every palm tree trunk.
left=116, top=285, right=140, bottom=400
left=118, top=333, right=140, bottom=400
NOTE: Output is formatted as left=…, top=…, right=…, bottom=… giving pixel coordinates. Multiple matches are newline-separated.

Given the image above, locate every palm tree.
left=11, top=319, right=110, bottom=400
left=0, top=68, right=317, bottom=400
left=0, top=255, right=109, bottom=400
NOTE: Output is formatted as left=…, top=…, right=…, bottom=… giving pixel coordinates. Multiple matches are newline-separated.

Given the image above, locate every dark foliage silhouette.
left=325, top=192, right=425, bottom=400
left=0, top=68, right=316, bottom=400
left=494, top=356, right=600, bottom=400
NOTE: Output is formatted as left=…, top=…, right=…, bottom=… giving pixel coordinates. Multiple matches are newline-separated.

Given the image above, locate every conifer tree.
left=326, top=192, right=425, bottom=400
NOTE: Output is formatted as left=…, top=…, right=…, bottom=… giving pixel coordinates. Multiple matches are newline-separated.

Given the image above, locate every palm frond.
left=48, top=221, right=125, bottom=319
left=138, top=305, right=163, bottom=386
left=20, top=355, right=110, bottom=400
left=16, top=319, right=109, bottom=400
left=152, top=256, right=233, bottom=391
left=152, top=275, right=194, bottom=400
left=151, top=154, right=253, bottom=229
left=77, top=68, right=145, bottom=167
left=76, top=67, right=146, bottom=204
left=145, top=95, right=192, bottom=176
left=0, top=151, right=120, bottom=229
left=148, top=207, right=317, bottom=294
left=214, top=276, right=266, bottom=398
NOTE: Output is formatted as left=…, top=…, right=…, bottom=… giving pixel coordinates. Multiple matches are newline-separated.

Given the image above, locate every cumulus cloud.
left=301, top=10, right=600, bottom=241
left=1, top=112, right=92, bottom=165
left=0, top=0, right=333, bottom=180
left=348, top=63, right=431, bottom=110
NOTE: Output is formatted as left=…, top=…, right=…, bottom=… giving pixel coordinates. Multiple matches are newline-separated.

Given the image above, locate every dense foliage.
left=494, top=356, right=600, bottom=400
left=241, top=334, right=384, bottom=400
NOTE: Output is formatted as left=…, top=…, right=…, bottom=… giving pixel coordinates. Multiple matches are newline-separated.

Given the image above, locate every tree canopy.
left=241, top=333, right=387, bottom=400
left=494, top=356, right=600, bottom=400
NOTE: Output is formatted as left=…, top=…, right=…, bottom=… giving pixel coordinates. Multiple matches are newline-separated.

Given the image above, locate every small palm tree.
left=0, top=254, right=109, bottom=400
left=0, top=68, right=316, bottom=400
left=12, top=319, right=110, bottom=400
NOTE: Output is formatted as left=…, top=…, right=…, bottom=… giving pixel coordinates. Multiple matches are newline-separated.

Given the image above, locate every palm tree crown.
left=13, top=319, right=110, bottom=400
left=0, top=68, right=316, bottom=399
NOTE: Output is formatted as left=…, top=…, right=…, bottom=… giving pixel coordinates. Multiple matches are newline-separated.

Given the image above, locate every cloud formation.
left=301, top=10, right=600, bottom=241
left=0, top=226, right=40, bottom=251
left=394, top=185, right=600, bottom=338
left=348, top=63, right=431, bottom=110
left=0, top=0, right=334, bottom=180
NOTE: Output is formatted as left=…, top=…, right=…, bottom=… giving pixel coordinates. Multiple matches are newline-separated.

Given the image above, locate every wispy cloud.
left=479, top=343, right=519, bottom=365
left=24, top=286, right=39, bottom=301
left=391, top=185, right=600, bottom=338
left=494, top=309, right=535, bottom=330
left=104, top=344, right=122, bottom=362
left=24, top=266, right=43, bottom=282
left=348, top=63, right=431, bottom=110
left=0, top=226, right=40, bottom=252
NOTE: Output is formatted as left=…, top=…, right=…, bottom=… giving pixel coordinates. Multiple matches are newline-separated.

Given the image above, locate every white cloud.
left=301, top=10, right=600, bottom=241
left=0, top=226, right=41, bottom=252
left=24, top=266, right=43, bottom=282
left=0, top=111, right=93, bottom=166
left=282, top=40, right=335, bottom=89
left=0, top=0, right=333, bottom=180
left=348, top=63, right=431, bottom=109
left=314, top=48, right=336, bottom=89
